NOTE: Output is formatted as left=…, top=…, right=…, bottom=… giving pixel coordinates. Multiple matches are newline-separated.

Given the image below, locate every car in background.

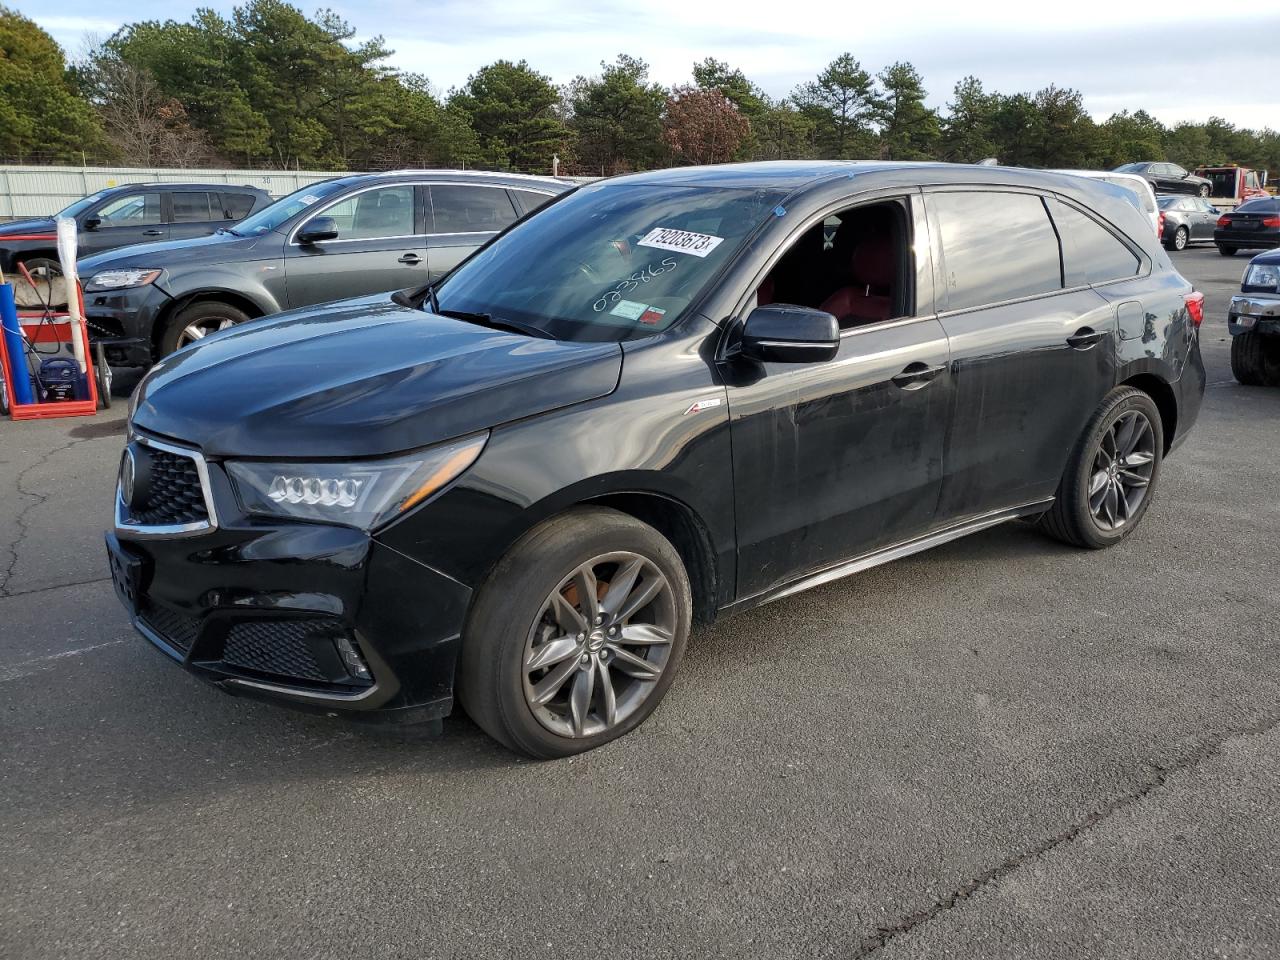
left=1227, top=250, right=1280, bottom=385
left=0, top=183, right=272, bottom=281
left=1114, top=162, right=1213, bottom=197
left=1157, top=195, right=1221, bottom=251
left=1195, top=164, right=1268, bottom=205
left=1213, top=197, right=1280, bottom=256
left=1052, top=170, right=1159, bottom=236
left=79, top=171, right=570, bottom=364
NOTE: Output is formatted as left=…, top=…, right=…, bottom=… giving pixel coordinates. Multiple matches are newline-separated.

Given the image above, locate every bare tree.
left=87, top=54, right=215, bottom=166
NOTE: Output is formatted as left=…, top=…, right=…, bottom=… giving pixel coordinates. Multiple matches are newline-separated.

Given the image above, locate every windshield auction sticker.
left=637, top=227, right=724, bottom=258
left=609, top=299, right=649, bottom=320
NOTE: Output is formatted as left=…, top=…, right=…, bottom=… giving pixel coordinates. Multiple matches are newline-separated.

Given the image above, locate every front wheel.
left=159, top=301, right=250, bottom=357
left=1231, top=332, right=1280, bottom=386
left=458, top=507, right=692, bottom=759
left=1038, top=387, right=1164, bottom=549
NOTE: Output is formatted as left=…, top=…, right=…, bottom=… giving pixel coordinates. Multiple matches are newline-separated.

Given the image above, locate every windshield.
left=434, top=182, right=785, bottom=342
left=230, top=180, right=349, bottom=235
left=57, top=191, right=109, bottom=219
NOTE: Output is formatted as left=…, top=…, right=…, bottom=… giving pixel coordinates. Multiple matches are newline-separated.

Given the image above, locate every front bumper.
left=106, top=438, right=472, bottom=723
left=84, top=283, right=171, bottom=366
left=1228, top=294, right=1280, bottom=336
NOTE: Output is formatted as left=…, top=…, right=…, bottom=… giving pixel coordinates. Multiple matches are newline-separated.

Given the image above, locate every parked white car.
left=1050, top=170, right=1160, bottom=238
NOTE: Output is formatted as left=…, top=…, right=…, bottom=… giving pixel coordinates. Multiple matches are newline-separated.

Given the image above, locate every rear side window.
left=222, top=192, right=257, bottom=220
left=1050, top=201, right=1140, bottom=285
left=510, top=189, right=555, bottom=215
left=172, top=192, right=214, bottom=222
left=430, top=185, right=518, bottom=234
left=932, top=191, right=1061, bottom=311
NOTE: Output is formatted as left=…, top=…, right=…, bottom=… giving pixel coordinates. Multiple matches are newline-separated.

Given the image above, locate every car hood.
left=79, top=231, right=273, bottom=275
left=132, top=295, right=623, bottom=458
left=0, top=217, right=56, bottom=237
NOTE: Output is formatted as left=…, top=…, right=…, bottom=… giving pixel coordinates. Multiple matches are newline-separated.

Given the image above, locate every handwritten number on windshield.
left=593, top=258, right=678, bottom=312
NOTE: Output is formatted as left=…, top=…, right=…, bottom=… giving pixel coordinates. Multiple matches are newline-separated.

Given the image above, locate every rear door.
left=283, top=183, right=429, bottom=308
left=80, top=190, right=167, bottom=256
left=925, top=188, right=1120, bottom=521
left=424, top=184, right=521, bottom=280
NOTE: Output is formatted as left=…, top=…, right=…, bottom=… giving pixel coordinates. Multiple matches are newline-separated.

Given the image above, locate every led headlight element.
left=85, top=268, right=162, bottom=291
left=226, top=433, right=488, bottom=530
left=1244, top=263, right=1280, bottom=290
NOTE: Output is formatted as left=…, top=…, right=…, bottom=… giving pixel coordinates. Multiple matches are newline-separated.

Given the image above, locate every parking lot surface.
left=2, top=246, right=1278, bottom=959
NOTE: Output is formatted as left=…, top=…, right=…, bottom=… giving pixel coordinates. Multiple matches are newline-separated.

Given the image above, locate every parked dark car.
left=1157, top=195, right=1221, bottom=250
left=1227, top=249, right=1280, bottom=385
left=79, top=171, right=568, bottom=364
left=1114, top=162, right=1213, bottom=197
left=0, top=182, right=271, bottom=278
left=107, top=162, right=1205, bottom=758
left=1213, top=197, right=1280, bottom=256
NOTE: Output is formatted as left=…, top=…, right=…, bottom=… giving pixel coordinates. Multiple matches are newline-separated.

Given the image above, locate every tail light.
left=1263, top=216, right=1280, bottom=228
left=1158, top=211, right=1165, bottom=237
left=1184, top=291, right=1204, bottom=328
left=1217, top=215, right=1231, bottom=227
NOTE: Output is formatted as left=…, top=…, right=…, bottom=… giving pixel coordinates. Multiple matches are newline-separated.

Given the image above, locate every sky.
left=20, top=0, right=1280, bottom=129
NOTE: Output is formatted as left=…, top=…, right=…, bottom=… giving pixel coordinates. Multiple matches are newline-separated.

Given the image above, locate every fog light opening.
left=334, top=634, right=372, bottom=682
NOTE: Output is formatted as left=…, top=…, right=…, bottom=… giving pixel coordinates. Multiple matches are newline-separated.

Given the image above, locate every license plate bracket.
left=105, top=533, right=147, bottom=616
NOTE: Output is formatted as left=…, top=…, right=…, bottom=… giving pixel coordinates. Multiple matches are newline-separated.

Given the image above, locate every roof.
left=106, top=182, right=268, bottom=193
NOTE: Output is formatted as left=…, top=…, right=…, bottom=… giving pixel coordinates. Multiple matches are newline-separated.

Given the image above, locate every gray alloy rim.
left=177, top=316, right=238, bottom=348
left=1089, top=410, right=1155, bottom=531
left=1174, top=227, right=1188, bottom=250
left=522, top=551, right=676, bottom=739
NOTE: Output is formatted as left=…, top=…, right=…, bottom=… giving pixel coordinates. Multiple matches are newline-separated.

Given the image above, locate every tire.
left=457, top=506, right=692, bottom=759
left=159, top=301, right=250, bottom=357
left=1199, top=184, right=1211, bottom=198
left=1038, top=387, right=1164, bottom=550
left=94, top=342, right=112, bottom=409
left=1217, top=244, right=1237, bottom=257
left=1231, top=332, right=1280, bottom=387
left=1171, top=226, right=1189, bottom=251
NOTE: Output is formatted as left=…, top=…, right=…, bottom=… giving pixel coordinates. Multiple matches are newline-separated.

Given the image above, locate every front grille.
left=140, top=602, right=202, bottom=653
left=221, top=619, right=343, bottom=684
left=129, top=448, right=208, bottom=527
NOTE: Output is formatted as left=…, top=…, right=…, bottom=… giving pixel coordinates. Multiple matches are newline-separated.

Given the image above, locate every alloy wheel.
left=1089, top=410, right=1156, bottom=531
left=1174, top=227, right=1188, bottom=250
left=177, top=316, right=238, bottom=348
left=522, top=551, right=676, bottom=739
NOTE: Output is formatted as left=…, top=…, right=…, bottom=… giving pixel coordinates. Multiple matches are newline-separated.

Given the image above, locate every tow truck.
left=1194, top=164, right=1269, bottom=210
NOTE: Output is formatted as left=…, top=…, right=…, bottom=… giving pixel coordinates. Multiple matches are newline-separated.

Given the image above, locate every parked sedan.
left=1114, top=162, right=1213, bottom=197
left=80, top=171, right=569, bottom=364
left=1214, top=197, right=1280, bottom=256
left=107, top=162, right=1204, bottom=758
left=0, top=182, right=271, bottom=280
left=1157, top=195, right=1221, bottom=250
left=1227, top=249, right=1280, bottom=385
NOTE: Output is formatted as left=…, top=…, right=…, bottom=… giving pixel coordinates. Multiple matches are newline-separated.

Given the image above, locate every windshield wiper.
left=435, top=308, right=550, bottom=339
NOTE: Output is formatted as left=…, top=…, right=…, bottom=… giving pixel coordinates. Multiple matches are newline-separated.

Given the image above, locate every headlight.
left=226, top=433, right=488, bottom=530
left=1243, top=263, right=1280, bottom=290
left=84, top=268, right=161, bottom=291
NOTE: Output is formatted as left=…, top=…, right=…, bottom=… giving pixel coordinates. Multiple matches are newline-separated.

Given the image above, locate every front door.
left=284, top=184, right=429, bottom=308
left=80, top=190, right=167, bottom=256
left=723, top=194, right=952, bottom=599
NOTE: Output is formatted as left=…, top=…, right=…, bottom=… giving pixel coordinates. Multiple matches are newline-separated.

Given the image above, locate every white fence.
left=0, top=165, right=344, bottom=219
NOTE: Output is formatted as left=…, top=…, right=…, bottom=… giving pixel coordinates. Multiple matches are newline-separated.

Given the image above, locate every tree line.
left=2, top=1, right=1278, bottom=179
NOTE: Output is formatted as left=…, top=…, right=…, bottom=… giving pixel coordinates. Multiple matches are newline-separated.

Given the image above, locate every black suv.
left=79, top=171, right=568, bottom=364
left=107, top=162, right=1205, bottom=758
left=0, top=182, right=271, bottom=278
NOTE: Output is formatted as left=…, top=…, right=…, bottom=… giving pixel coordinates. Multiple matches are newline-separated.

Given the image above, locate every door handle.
left=142, top=229, right=164, bottom=236
left=891, top=361, right=946, bottom=390
left=397, top=253, right=423, bottom=265
left=1066, top=327, right=1105, bottom=350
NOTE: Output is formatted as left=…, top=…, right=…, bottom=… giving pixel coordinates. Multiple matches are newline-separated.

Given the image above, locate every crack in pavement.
left=0, top=574, right=111, bottom=602
left=0, top=435, right=97, bottom=598
left=852, top=710, right=1280, bottom=957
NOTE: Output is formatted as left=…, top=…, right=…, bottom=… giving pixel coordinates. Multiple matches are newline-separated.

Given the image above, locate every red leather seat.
left=820, top=239, right=894, bottom=328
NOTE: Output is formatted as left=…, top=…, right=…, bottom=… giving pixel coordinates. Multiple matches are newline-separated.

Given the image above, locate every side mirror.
left=296, top=216, right=338, bottom=245
left=739, top=304, right=840, bottom=364
left=83, top=217, right=101, bottom=231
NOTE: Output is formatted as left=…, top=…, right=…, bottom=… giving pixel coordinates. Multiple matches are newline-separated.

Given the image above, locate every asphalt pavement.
left=2, top=246, right=1278, bottom=959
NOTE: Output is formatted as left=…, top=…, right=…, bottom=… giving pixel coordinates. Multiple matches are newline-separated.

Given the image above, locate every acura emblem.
left=120, top=448, right=136, bottom=505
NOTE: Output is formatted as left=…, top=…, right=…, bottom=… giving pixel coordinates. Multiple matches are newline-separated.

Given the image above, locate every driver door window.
left=96, top=193, right=162, bottom=226
left=316, top=186, right=415, bottom=240
left=81, top=191, right=167, bottom=255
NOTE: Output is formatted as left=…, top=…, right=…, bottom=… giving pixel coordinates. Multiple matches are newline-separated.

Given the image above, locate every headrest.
left=850, top=241, right=894, bottom=287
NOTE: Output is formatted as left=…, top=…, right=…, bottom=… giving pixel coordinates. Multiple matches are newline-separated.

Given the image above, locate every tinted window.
left=96, top=192, right=163, bottom=226
left=510, top=189, right=556, bottom=215
left=222, top=192, right=257, bottom=220
left=1237, top=198, right=1280, bottom=213
left=932, top=191, right=1061, bottom=311
left=314, top=185, right=415, bottom=240
left=1114, top=163, right=1146, bottom=174
left=1051, top=201, right=1140, bottom=285
left=430, top=185, right=518, bottom=233
left=172, top=192, right=213, bottom=222
left=1157, top=196, right=1179, bottom=210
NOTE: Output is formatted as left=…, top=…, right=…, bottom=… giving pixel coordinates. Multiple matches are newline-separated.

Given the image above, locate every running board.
left=746, top=499, right=1054, bottom=609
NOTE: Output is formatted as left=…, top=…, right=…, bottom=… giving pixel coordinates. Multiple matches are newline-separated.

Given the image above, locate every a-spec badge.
left=682, top=396, right=723, bottom=416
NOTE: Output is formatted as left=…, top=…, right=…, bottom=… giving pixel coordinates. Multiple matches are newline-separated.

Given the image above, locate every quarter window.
left=222, top=192, right=257, bottom=220
left=510, top=189, right=555, bottom=215
left=315, top=186, right=415, bottom=240
left=932, top=191, right=1062, bottom=311
left=430, top=185, right=518, bottom=234
left=172, top=192, right=213, bottom=222
left=96, top=192, right=163, bottom=226
left=1051, top=201, right=1140, bottom=285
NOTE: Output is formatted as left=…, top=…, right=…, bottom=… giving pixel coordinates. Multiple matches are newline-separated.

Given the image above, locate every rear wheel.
left=1039, top=387, right=1164, bottom=549
left=457, top=506, right=692, bottom=759
left=94, top=342, right=112, bottom=409
left=159, top=301, right=250, bottom=357
left=1217, top=244, right=1237, bottom=256
left=1172, top=226, right=1189, bottom=251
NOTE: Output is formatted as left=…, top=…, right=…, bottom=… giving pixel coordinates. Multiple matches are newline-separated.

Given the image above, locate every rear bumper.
left=1214, top=229, right=1280, bottom=249
left=1228, top=294, right=1280, bottom=336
